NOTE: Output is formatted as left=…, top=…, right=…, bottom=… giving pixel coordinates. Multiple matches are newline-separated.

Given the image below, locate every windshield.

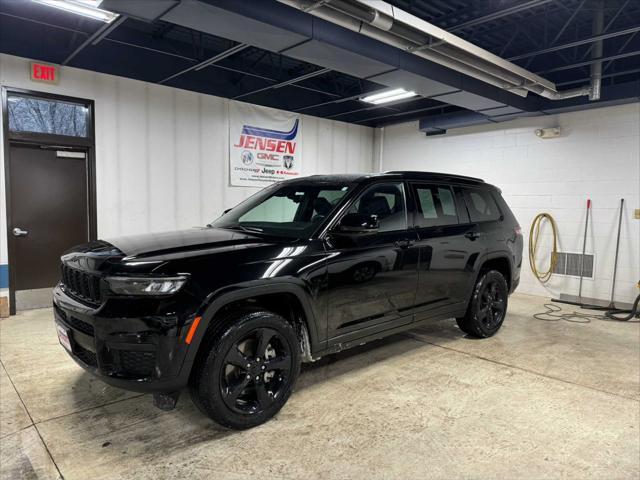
left=210, top=181, right=353, bottom=238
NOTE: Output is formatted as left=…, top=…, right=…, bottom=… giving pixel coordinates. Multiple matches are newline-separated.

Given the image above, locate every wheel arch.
left=478, top=252, right=512, bottom=289
left=181, top=283, right=323, bottom=377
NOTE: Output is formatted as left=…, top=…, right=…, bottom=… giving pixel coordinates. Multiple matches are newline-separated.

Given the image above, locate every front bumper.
left=52, top=284, right=196, bottom=393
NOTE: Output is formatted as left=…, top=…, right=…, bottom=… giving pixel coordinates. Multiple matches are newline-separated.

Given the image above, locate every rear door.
left=410, top=182, right=483, bottom=321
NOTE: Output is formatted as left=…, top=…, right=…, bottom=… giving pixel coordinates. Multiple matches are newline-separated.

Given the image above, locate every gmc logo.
left=257, top=153, right=280, bottom=161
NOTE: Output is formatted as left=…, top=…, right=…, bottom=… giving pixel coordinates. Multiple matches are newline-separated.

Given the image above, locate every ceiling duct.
left=589, top=0, right=604, bottom=101
left=278, top=0, right=596, bottom=101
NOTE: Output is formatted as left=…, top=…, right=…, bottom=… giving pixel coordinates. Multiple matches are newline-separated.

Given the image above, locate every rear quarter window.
left=463, top=188, right=501, bottom=222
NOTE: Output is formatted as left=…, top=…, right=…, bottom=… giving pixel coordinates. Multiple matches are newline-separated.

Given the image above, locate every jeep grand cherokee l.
left=53, top=171, right=522, bottom=429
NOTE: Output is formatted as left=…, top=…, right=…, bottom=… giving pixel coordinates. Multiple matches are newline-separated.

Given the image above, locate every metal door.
left=8, top=144, right=89, bottom=301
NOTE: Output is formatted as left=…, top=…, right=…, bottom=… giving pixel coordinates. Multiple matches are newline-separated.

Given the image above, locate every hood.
left=104, top=227, right=273, bottom=258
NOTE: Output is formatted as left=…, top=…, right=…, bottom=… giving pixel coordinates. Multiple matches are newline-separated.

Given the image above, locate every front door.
left=324, top=182, right=420, bottom=344
left=9, top=144, right=89, bottom=309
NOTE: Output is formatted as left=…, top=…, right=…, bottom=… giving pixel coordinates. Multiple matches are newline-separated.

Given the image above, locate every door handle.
left=464, top=232, right=481, bottom=240
left=12, top=227, right=28, bottom=237
left=394, top=239, right=414, bottom=249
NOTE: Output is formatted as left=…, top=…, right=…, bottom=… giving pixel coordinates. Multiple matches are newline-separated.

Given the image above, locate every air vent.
left=552, top=252, right=594, bottom=278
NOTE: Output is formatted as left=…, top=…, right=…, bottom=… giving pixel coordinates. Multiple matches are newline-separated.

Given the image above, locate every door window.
left=413, top=185, right=459, bottom=227
left=463, top=188, right=501, bottom=222
left=345, top=183, right=407, bottom=232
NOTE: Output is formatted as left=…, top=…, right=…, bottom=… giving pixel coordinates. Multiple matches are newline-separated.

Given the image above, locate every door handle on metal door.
left=464, top=232, right=481, bottom=240
left=394, top=239, right=414, bottom=249
left=12, top=227, right=28, bottom=237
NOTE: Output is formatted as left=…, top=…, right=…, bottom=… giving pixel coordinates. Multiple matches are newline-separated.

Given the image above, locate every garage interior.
left=0, top=0, right=639, bottom=478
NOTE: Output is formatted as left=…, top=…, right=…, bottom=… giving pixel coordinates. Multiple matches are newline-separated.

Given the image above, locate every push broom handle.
left=578, top=199, right=591, bottom=299
left=610, top=198, right=624, bottom=304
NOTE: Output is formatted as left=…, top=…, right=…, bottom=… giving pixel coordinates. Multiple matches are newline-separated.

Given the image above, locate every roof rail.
left=384, top=171, right=485, bottom=183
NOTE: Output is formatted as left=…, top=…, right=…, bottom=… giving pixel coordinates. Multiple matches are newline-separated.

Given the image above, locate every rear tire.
left=456, top=270, right=508, bottom=338
left=189, top=309, right=300, bottom=430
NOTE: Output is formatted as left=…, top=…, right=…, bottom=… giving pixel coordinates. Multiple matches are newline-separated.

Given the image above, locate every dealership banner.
left=229, top=102, right=302, bottom=187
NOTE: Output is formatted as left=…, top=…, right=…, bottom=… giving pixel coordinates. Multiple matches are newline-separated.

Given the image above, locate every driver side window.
left=346, top=182, right=407, bottom=233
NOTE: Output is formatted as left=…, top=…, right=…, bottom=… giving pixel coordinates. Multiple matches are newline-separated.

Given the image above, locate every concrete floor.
left=0, top=293, right=638, bottom=480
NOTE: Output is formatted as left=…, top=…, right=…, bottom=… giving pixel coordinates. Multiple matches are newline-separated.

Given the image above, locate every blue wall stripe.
left=0, top=265, right=8, bottom=289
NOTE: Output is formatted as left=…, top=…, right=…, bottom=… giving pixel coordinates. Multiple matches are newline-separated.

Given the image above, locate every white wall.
left=380, top=103, right=640, bottom=303
left=0, top=53, right=375, bottom=300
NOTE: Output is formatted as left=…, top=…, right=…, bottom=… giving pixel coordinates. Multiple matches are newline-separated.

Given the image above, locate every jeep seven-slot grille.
left=61, top=264, right=102, bottom=306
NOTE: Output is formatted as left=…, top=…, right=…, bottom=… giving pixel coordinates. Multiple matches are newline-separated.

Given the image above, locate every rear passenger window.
left=413, top=185, right=459, bottom=227
left=463, top=188, right=501, bottom=222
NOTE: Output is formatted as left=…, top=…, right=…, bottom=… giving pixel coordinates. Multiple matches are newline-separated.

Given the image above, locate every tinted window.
left=7, top=94, right=88, bottom=137
left=413, top=185, right=459, bottom=227
left=346, top=182, right=407, bottom=233
left=463, top=188, right=501, bottom=222
left=213, top=183, right=352, bottom=238
left=239, top=195, right=300, bottom=223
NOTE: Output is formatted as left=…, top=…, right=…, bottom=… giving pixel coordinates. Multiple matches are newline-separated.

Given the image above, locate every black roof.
left=297, top=171, right=485, bottom=185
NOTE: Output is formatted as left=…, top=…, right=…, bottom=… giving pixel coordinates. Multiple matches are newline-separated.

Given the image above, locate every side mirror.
left=336, top=213, right=379, bottom=235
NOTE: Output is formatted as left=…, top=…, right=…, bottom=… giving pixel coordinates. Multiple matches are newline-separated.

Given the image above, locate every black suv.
left=54, top=171, right=522, bottom=429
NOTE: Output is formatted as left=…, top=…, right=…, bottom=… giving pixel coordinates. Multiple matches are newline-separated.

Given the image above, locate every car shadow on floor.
left=64, top=318, right=466, bottom=438
left=291, top=315, right=475, bottom=393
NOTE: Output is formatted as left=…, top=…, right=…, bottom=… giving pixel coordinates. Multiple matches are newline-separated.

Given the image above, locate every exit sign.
left=30, top=62, right=59, bottom=84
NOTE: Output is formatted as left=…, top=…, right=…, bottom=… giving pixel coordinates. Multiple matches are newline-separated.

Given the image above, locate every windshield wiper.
left=225, top=225, right=264, bottom=233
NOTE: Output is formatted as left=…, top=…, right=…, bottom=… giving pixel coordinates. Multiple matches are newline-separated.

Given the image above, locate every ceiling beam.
left=507, top=25, right=640, bottom=61
left=62, top=15, right=127, bottom=65
left=158, top=43, right=249, bottom=84
left=233, top=67, right=331, bottom=100
left=603, top=31, right=638, bottom=73
left=548, top=0, right=586, bottom=45
left=353, top=103, right=447, bottom=124
left=580, top=0, right=631, bottom=60
left=555, top=66, right=640, bottom=86
left=444, top=0, right=553, bottom=32
left=537, top=49, right=640, bottom=74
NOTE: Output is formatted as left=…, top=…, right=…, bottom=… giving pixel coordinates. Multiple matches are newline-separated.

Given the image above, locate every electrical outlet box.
left=635, top=209, right=640, bottom=219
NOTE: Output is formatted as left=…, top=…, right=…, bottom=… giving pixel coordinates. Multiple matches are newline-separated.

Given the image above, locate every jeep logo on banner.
left=229, top=102, right=302, bottom=187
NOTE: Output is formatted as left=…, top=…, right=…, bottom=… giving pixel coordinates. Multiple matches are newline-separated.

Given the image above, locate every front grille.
left=74, top=344, right=97, bottom=367
left=116, top=350, right=156, bottom=377
left=61, top=264, right=102, bottom=306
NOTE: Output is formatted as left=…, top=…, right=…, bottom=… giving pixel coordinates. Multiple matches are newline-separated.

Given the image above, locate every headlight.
left=106, top=276, right=188, bottom=296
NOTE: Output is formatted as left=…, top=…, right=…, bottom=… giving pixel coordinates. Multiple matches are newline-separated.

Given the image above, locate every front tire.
left=456, top=270, right=508, bottom=338
left=189, top=309, right=301, bottom=430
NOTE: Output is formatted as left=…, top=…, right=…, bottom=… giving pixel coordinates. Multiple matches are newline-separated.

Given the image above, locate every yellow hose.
left=529, top=213, right=558, bottom=283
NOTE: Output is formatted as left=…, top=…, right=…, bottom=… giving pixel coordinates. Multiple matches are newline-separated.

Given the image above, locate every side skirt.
left=312, top=302, right=466, bottom=359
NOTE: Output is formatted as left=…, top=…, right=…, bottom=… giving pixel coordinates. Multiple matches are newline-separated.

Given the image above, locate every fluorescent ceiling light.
left=361, top=88, right=417, bottom=105
left=32, top=0, right=118, bottom=23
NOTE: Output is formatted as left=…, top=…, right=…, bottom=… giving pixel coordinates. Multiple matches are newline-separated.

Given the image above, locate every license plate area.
left=56, top=323, right=72, bottom=352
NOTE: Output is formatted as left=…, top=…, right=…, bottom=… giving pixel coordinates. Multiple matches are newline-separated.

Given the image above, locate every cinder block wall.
left=380, top=103, right=640, bottom=303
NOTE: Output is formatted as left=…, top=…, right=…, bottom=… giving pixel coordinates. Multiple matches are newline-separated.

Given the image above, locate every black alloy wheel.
left=189, top=309, right=300, bottom=430
left=220, top=327, right=293, bottom=415
left=456, top=270, right=508, bottom=338
left=477, top=279, right=506, bottom=329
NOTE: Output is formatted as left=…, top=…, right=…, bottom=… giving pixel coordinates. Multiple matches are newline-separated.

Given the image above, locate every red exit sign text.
left=30, top=62, right=59, bottom=84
